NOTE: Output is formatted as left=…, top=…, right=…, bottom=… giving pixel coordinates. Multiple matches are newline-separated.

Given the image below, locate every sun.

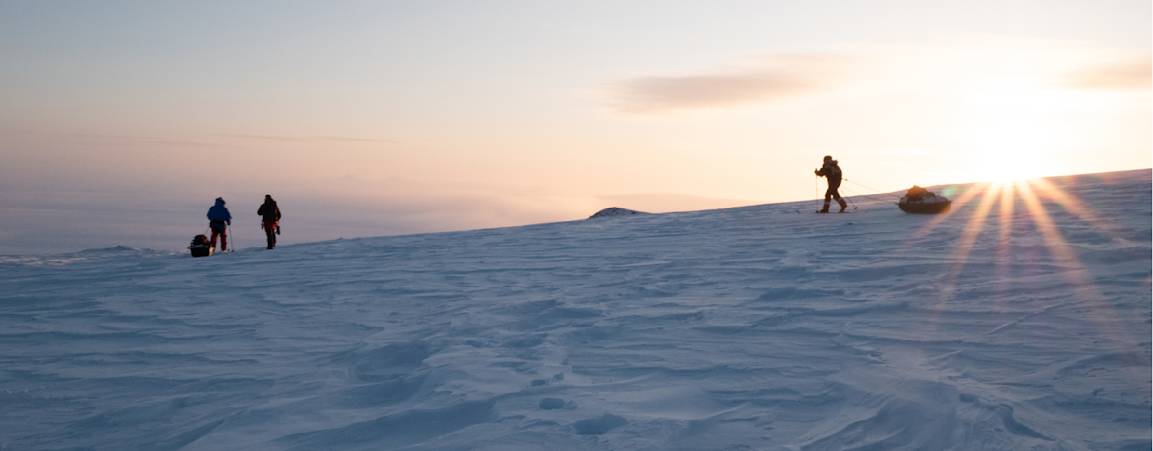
left=965, top=139, right=1050, bottom=185
left=950, top=70, right=1071, bottom=186
left=979, top=156, right=1045, bottom=186
left=980, top=162, right=1033, bottom=185
left=961, top=103, right=1058, bottom=185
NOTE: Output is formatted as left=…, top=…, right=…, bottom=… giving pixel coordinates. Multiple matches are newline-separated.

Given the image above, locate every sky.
left=1, top=0, right=1150, bottom=254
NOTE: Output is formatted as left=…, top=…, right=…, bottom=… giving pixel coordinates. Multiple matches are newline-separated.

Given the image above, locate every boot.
left=838, top=199, right=848, bottom=212
left=819, top=201, right=830, bottom=213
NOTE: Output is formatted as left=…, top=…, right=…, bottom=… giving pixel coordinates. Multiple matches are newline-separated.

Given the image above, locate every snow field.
left=1, top=170, right=1150, bottom=450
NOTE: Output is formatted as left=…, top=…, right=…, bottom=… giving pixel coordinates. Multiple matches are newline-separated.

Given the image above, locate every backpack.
left=905, top=185, right=929, bottom=200
left=190, top=234, right=212, bottom=257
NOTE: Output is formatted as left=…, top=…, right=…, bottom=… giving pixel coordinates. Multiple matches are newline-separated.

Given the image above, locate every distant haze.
left=1, top=1, right=1149, bottom=254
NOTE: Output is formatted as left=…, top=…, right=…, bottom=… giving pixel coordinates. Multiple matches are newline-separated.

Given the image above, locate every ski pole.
left=228, top=223, right=235, bottom=253
left=815, top=174, right=821, bottom=210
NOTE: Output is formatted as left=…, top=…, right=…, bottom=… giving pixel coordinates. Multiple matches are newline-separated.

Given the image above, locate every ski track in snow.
left=1, top=170, right=1150, bottom=450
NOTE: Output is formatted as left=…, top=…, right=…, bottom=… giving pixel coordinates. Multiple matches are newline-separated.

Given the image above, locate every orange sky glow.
left=0, top=1, right=1149, bottom=252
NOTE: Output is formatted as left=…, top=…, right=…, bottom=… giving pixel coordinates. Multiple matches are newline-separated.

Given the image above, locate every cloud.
left=610, top=54, right=843, bottom=113
left=0, top=129, right=396, bottom=145
left=0, top=130, right=214, bottom=147
left=1065, top=56, right=1152, bottom=90
left=220, top=134, right=396, bottom=144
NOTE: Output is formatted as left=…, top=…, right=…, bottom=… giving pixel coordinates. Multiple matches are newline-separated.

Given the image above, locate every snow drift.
left=1, top=170, right=1149, bottom=450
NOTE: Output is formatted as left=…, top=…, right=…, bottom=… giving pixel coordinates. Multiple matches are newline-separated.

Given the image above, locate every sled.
left=189, top=234, right=213, bottom=257
left=898, top=198, right=951, bottom=214
left=898, top=186, right=951, bottom=214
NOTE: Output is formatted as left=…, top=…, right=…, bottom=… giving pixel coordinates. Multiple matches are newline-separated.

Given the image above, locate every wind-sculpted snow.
left=1, top=170, right=1149, bottom=450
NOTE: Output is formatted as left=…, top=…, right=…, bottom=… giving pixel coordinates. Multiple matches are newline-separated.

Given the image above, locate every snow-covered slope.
left=2, top=170, right=1150, bottom=450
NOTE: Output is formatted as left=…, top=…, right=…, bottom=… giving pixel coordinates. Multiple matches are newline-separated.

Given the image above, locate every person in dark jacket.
left=814, top=155, right=848, bottom=213
left=206, top=197, right=232, bottom=251
left=257, top=194, right=282, bottom=249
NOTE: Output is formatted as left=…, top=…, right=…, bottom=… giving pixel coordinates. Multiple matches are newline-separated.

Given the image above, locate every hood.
left=214, top=198, right=226, bottom=207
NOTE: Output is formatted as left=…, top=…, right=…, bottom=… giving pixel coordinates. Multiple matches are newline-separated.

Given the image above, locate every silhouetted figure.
left=257, top=194, right=282, bottom=249
left=814, top=155, right=848, bottom=213
left=206, top=197, right=232, bottom=251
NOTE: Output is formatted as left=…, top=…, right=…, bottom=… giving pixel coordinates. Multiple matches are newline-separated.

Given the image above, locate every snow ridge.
left=588, top=207, right=649, bottom=219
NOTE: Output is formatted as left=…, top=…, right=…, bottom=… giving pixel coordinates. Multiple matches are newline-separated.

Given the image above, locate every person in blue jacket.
left=206, top=197, right=232, bottom=251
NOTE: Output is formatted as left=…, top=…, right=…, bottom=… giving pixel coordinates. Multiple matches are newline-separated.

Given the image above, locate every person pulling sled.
left=206, top=197, right=232, bottom=252
left=257, top=194, right=282, bottom=249
left=814, top=155, right=848, bottom=213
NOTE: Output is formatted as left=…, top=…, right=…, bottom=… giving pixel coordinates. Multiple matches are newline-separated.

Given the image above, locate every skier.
left=206, top=197, right=232, bottom=251
left=257, top=194, right=282, bottom=250
left=814, top=155, right=848, bottom=213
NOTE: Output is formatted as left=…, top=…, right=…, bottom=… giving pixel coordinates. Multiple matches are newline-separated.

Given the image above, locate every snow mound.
left=588, top=207, right=649, bottom=219
left=0, top=170, right=1149, bottom=450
